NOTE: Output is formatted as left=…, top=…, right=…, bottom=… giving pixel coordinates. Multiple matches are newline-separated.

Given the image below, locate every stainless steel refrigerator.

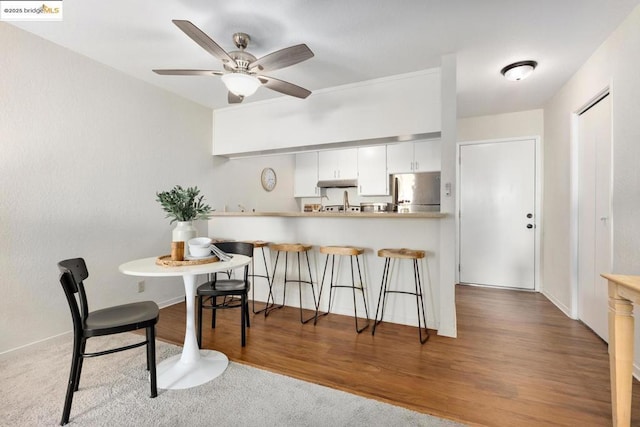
left=391, top=171, right=441, bottom=212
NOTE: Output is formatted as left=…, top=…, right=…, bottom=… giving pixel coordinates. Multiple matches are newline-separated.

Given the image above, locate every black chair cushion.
left=196, top=279, right=250, bottom=296
left=84, top=301, right=159, bottom=337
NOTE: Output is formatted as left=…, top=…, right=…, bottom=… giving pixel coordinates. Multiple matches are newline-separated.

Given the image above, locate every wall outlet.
left=137, top=280, right=145, bottom=293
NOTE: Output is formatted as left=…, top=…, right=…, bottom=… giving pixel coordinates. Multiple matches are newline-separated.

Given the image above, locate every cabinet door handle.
left=415, top=161, right=419, bottom=170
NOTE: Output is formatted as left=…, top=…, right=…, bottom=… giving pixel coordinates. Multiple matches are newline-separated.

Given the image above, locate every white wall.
left=438, top=54, right=458, bottom=337
left=543, top=5, right=640, bottom=358
left=0, top=23, right=216, bottom=353
left=457, top=110, right=543, bottom=142
left=208, top=155, right=299, bottom=217
left=212, top=69, right=442, bottom=156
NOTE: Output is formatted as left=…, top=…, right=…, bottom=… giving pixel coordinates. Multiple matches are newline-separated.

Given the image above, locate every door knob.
left=526, top=224, right=533, bottom=229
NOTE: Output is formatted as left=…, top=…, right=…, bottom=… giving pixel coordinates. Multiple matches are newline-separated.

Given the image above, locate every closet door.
left=577, top=94, right=612, bottom=341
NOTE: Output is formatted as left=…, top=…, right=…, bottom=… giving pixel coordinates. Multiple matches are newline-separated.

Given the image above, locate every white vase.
left=172, top=221, right=197, bottom=256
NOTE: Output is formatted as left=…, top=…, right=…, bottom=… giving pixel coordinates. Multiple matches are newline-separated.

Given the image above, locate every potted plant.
left=156, top=185, right=213, bottom=245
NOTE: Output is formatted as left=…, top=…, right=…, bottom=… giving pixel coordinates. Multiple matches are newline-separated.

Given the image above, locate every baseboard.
left=541, top=290, right=574, bottom=319
left=633, top=363, right=640, bottom=381
left=1, top=296, right=185, bottom=360
left=158, top=295, right=186, bottom=309
left=541, top=290, right=640, bottom=382
left=0, top=330, right=72, bottom=361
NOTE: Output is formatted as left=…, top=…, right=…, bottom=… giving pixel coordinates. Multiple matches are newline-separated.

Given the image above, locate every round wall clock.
left=260, top=167, right=277, bottom=191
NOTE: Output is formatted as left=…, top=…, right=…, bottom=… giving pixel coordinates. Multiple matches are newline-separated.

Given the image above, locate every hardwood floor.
left=155, top=284, right=640, bottom=426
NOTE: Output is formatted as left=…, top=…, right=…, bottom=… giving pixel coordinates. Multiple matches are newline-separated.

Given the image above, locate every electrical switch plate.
left=444, top=182, right=452, bottom=196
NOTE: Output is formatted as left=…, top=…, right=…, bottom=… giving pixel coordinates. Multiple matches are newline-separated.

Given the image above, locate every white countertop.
left=210, top=211, right=447, bottom=219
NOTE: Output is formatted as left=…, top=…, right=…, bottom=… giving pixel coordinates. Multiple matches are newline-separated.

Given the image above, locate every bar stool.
left=315, top=245, right=370, bottom=333
left=372, top=248, right=429, bottom=344
left=242, top=240, right=272, bottom=314
left=265, top=243, right=317, bottom=324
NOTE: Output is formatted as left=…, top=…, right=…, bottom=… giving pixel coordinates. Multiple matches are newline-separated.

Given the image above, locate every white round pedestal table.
left=119, top=254, right=251, bottom=389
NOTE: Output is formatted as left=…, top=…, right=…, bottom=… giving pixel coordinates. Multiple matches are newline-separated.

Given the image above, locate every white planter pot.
left=172, top=221, right=197, bottom=256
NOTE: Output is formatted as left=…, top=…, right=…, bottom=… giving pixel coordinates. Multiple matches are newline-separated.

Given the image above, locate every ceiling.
left=10, top=0, right=640, bottom=118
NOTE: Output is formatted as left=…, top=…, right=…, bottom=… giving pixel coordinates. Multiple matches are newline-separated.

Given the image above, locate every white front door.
left=577, top=94, right=612, bottom=341
left=459, top=138, right=537, bottom=289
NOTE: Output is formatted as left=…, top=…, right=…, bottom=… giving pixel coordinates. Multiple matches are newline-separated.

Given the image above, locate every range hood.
left=316, top=179, right=358, bottom=188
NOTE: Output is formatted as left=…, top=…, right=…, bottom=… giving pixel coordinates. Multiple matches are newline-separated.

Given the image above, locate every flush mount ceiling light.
left=221, top=73, right=261, bottom=97
left=500, top=60, right=537, bottom=81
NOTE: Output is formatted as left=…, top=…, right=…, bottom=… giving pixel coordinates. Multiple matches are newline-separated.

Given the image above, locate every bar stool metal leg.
left=372, top=257, right=391, bottom=336
left=315, top=253, right=337, bottom=323
left=315, top=253, right=332, bottom=322
left=264, top=250, right=284, bottom=316
left=413, top=259, right=429, bottom=344
left=294, top=251, right=316, bottom=324
left=252, top=246, right=273, bottom=314
left=351, top=254, right=370, bottom=332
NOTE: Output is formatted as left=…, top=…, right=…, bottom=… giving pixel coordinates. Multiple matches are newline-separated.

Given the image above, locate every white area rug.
left=0, top=334, right=464, bottom=426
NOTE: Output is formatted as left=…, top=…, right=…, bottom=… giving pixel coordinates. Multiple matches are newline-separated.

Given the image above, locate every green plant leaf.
left=155, top=185, right=212, bottom=224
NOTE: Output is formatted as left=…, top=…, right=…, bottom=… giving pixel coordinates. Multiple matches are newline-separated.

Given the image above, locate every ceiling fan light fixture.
left=501, top=60, right=537, bottom=81
left=221, top=73, right=261, bottom=97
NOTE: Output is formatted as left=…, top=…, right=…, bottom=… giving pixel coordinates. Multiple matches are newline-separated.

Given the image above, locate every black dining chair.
left=57, top=258, right=159, bottom=426
left=197, top=241, right=254, bottom=347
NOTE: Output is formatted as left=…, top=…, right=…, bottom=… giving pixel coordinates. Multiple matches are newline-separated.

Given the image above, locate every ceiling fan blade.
left=228, top=92, right=244, bottom=104
left=153, top=69, right=223, bottom=76
left=258, top=76, right=311, bottom=99
left=250, top=44, right=314, bottom=72
left=172, top=20, right=238, bottom=69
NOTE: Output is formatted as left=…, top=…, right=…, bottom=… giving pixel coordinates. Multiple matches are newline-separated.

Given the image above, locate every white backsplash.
left=298, top=187, right=391, bottom=211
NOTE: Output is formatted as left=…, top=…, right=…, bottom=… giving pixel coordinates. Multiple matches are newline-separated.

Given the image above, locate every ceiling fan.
left=153, top=20, right=314, bottom=104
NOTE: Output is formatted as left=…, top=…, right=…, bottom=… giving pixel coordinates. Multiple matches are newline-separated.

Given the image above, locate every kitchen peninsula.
left=208, top=210, right=452, bottom=335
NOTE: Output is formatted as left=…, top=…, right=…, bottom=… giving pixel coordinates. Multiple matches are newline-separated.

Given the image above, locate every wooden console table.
left=603, top=273, right=640, bottom=426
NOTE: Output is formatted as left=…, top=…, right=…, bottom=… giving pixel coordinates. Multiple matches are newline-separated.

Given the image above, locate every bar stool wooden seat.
left=316, top=245, right=370, bottom=333
left=266, top=243, right=317, bottom=324
left=210, top=237, right=233, bottom=243
left=242, top=240, right=272, bottom=314
left=372, top=248, right=429, bottom=344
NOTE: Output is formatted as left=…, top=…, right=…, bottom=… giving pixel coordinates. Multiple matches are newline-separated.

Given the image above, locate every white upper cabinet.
left=386, top=142, right=414, bottom=174
left=357, top=146, right=388, bottom=195
left=413, top=139, right=441, bottom=172
left=387, top=139, right=441, bottom=174
left=318, top=148, right=358, bottom=180
left=294, top=152, right=319, bottom=197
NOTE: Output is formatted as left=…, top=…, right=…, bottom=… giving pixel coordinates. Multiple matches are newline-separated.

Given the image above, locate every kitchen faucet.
left=343, top=190, right=350, bottom=211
